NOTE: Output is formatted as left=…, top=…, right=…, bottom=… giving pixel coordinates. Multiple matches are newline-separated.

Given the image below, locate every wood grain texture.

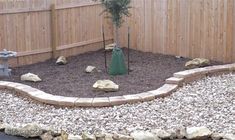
left=1, top=0, right=235, bottom=66
left=120, top=0, right=235, bottom=63
left=0, top=0, right=113, bottom=66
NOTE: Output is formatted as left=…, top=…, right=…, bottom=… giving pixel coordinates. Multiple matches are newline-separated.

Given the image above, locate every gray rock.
left=82, top=132, right=96, bottom=140
left=56, top=56, right=67, bottom=65
left=40, top=131, right=54, bottom=140
left=20, top=73, right=42, bottom=82
left=130, top=131, right=160, bottom=140
left=5, top=123, right=43, bottom=138
left=151, top=129, right=171, bottom=139
left=186, top=126, right=212, bottom=140
left=85, top=66, right=97, bottom=73
left=185, top=58, right=210, bottom=69
left=113, top=133, right=133, bottom=140
left=93, top=80, right=119, bottom=92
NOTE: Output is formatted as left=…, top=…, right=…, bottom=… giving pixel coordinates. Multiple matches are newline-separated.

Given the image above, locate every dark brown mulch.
left=3, top=49, right=222, bottom=98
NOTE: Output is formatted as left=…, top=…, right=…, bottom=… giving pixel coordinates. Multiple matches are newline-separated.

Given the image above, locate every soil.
left=3, top=49, right=222, bottom=98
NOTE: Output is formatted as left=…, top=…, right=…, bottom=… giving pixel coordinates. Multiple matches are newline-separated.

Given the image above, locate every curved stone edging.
left=0, top=63, right=234, bottom=107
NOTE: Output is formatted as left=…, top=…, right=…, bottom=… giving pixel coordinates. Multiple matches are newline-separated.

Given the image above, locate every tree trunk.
left=114, top=25, right=120, bottom=48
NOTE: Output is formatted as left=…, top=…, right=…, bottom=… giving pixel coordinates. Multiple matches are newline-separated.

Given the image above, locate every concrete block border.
left=0, top=63, right=234, bottom=107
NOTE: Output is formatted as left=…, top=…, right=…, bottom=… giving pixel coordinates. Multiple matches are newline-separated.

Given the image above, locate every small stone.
left=68, top=134, right=82, bottom=140
left=21, top=73, right=42, bottom=82
left=186, top=126, right=212, bottom=140
left=151, top=129, right=171, bottom=139
left=56, top=56, right=67, bottom=65
left=82, top=132, right=96, bottom=140
left=113, top=133, right=133, bottom=140
left=93, top=80, right=119, bottom=92
left=105, top=43, right=116, bottom=51
left=176, top=56, right=183, bottom=59
left=40, top=131, right=54, bottom=140
left=185, top=58, right=210, bottom=69
left=130, top=131, right=160, bottom=140
left=85, top=66, right=97, bottom=73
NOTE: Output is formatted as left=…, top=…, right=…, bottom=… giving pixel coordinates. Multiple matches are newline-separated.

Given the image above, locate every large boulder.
left=185, top=58, right=210, bottom=69
left=130, top=131, right=160, bottom=140
left=21, top=73, right=42, bottom=82
left=5, top=123, right=43, bottom=138
left=185, top=126, right=212, bottom=140
left=93, top=80, right=119, bottom=92
left=56, top=56, right=67, bottom=65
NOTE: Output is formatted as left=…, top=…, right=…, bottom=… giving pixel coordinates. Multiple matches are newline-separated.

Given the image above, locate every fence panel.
left=0, top=0, right=113, bottom=66
left=120, top=0, right=235, bottom=63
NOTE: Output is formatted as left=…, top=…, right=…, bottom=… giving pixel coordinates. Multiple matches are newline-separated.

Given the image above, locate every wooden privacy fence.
left=120, top=0, right=235, bottom=63
left=0, top=0, right=113, bottom=66
left=1, top=0, right=235, bottom=66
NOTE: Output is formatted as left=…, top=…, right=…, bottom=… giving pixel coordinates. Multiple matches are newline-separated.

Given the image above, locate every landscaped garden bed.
left=5, top=49, right=221, bottom=98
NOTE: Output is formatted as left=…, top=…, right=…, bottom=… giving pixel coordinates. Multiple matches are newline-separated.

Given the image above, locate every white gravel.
left=0, top=73, right=234, bottom=135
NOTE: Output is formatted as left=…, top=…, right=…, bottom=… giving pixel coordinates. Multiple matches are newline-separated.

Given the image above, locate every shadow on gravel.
left=0, top=132, right=39, bottom=140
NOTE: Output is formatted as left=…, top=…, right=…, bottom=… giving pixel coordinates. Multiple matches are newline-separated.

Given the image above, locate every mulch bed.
left=3, top=49, right=222, bottom=98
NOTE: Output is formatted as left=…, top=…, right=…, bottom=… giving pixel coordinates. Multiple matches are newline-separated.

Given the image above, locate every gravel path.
left=0, top=74, right=234, bottom=135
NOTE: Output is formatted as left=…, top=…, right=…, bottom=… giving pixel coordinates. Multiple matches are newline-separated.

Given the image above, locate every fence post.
left=50, top=3, right=57, bottom=59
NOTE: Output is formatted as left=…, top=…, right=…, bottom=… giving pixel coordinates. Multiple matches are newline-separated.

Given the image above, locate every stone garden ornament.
left=0, top=49, right=17, bottom=77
